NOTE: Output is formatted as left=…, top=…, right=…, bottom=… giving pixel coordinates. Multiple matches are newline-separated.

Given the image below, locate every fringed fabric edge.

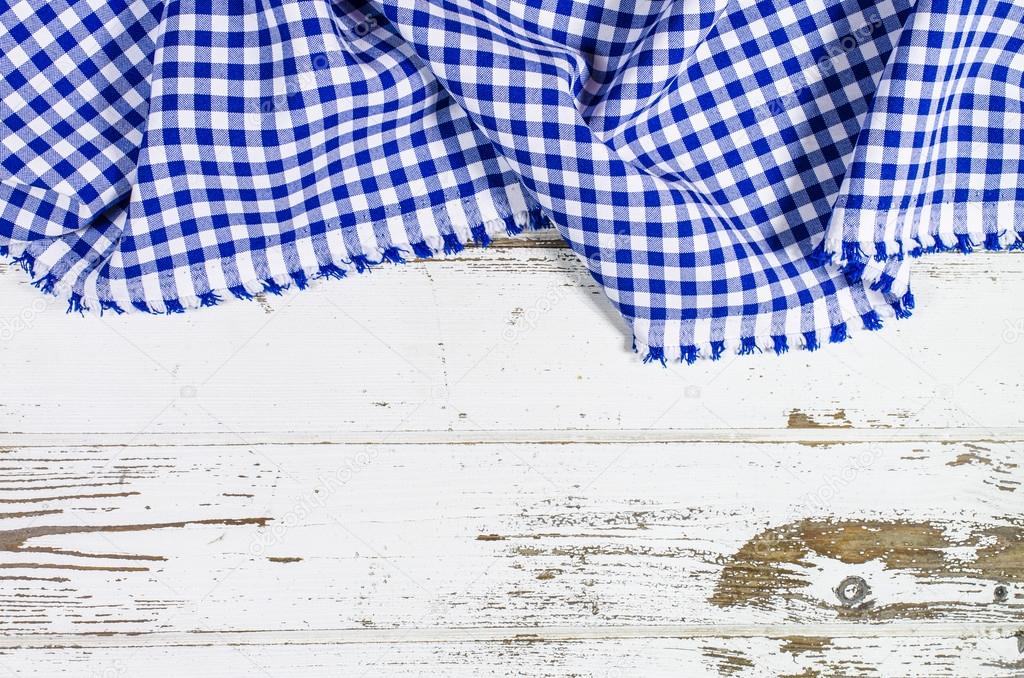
left=819, top=199, right=1024, bottom=283
left=0, top=208, right=554, bottom=317
left=634, top=293, right=915, bottom=366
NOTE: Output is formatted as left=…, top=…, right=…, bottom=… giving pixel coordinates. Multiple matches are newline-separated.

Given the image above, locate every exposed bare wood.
left=712, top=519, right=1024, bottom=619
left=0, top=622, right=1018, bottom=648
left=0, top=442, right=1017, bottom=640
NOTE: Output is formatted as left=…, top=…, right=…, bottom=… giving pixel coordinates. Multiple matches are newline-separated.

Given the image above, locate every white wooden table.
left=0, top=233, right=1021, bottom=676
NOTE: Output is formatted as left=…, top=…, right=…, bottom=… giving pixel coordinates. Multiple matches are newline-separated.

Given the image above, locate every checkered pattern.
left=825, top=0, right=1024, bottom=289
left=2, top=0, right=534, bottom=312
left=1, top=0, right=1020, bottom=361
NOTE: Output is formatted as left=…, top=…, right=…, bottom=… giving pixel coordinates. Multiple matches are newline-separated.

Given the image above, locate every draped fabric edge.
left=0, top=180, right=553, bottom=315
left=5, top=180, right=1020, bottom=364
left=2, top=0, right=1022, bottom=364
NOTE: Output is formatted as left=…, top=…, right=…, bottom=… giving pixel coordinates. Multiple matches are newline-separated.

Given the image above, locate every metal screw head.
left=994, top=584, right=1009, bottom=602
left=835, top=575, right=870, bottom=607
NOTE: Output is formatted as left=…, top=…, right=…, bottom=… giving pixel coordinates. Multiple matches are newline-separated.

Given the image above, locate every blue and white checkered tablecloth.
left=2, top=0, right=1021, bottom=362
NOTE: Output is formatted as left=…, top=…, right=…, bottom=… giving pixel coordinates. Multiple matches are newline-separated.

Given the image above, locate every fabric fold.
left=370, top=0, right=921, bottom=361
left=821, top=0, right=1024, bottom=296
left=2, top=0, right=1021, bottom=361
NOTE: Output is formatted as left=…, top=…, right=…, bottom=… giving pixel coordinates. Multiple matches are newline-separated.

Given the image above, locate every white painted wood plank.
left=4, top=427, right=1024, bottom=448
left=2, top=243, right=1021, bottom=676
left=1, top=250, right=1022, bottom=437
left=0, top=442, right=1018, bottom=636
left=1, top=635, right=1020, bottom=677
left=0, top=623, right=1016, bottom=647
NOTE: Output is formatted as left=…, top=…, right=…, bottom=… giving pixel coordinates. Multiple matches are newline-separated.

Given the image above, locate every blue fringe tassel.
left=874, top=242, right=888, bottom=262
left=527, top=208, right=548, bottom=231
left=66, top=292, right=86, bottom=315
left=680, top=345, right=699, bottom=365
left=845, top=262, right=865, bottom=283
left=99, top=299, right=126, bottom=315
left=738, top=336, right=760, bottom=355
left=199, top=291, right=221, bottom=308
left=505, top=216, right=524, bottom=237
left=131, top=299, right=152, bottom=313
left=442, top=232, right=464, bottom=255
left=11, top=252, right=35, bottom=277
left=892, top=299, right=913, bottom=319
left=842, top=242, right=868, bottom=264
left=808, top=242, right=833, bottom=268
left=642, top=346, right=667, bottom=366
left=1009, top=233, right=1024, bottom=251
left=381, top=247, right=406, bottom=264
left=804, top=331, right=820, bottom=352
left=470, top=225, right=492, bottom=247
left=870, top=273, right=895, bottom=295
left=317, top=264, right=347, bottom=280
left=902, top=289, right=915, bottom=310
left=262, top=279, right=289, bottom=296
left=772, top=335, right=789, bottom=355
left=32, top=274, right=58, bottom=295
left=984, top=232, right=1003, bottom=252
left=955, top=233, right=975, bottom=254
left=412, top=241, right=434, bottom=259
left=350, top=254, right=372, bottom=273
left=230, top=285, right=255, bottom=301
left=861, top=310, right=884, bottom=331
left=164, top=298, right=185, bottom=314
left=290, top=270, right=310, bottom=289
left=829, top=322, right=848, bottom=344
left=710, top=340, right=726, bottom=361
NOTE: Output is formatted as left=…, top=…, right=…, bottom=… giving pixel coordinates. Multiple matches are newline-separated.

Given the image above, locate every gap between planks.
left=1, top=427, right=1023, bottom=448
left=0, top=623, right=1019, bottom=649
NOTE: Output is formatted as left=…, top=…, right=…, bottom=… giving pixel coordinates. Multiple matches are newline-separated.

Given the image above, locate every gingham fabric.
left=823, top=0, right=1024, bottom=291
left=1, top=0, right=1021, bottom=362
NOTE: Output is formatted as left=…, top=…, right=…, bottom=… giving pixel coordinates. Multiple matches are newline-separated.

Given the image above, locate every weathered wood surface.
left=1, top=245, right=1023, bottom=438
left=4, top=636, right=1022, bottom=678
left=0, top=241, right=1022, bottom=676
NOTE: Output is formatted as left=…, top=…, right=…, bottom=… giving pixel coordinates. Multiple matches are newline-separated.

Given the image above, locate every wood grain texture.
left=0, top=245, right=1022, bottom=676
left=0, top=442, right=1019, bottom=672
left=3, top=636, right=1022, bottom=677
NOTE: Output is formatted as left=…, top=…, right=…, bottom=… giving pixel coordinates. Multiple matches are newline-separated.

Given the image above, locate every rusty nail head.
left=835, top=575, right=870, bottom=606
